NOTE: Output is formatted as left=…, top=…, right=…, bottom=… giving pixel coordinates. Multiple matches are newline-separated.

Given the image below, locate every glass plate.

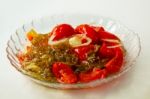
left=6, top=14, right=141, bottom=89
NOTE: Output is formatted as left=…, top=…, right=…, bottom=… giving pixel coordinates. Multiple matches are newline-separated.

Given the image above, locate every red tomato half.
left=75, top=24, right=99, bottom=44
left=79, top=68, right=108, bottom=83
left=50, top=24, right=75, bottom=41
left=74, top=45, right=95, bottom=61
left=52, top=62, right=77, bottom=84
left=105, top=47, right=123, bottom=74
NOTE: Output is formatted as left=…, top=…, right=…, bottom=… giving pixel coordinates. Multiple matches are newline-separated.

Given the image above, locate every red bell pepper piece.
left=52, top=62, right=77, bottom=84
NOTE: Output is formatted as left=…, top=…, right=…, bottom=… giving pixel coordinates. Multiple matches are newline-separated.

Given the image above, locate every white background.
left=0, top=0, right=150, bottom=99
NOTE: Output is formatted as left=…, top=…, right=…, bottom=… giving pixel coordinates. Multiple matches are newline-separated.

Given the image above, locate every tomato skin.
left=91, top=25, right=119, bottom=41
left=98, top=31, right=119, bottom=40
left=75, top=24, right=99, bottom=44
left=52, top=62, right=77, bottom=84
left=105, top=47, right=123, bottom=74
left=91, top=26, right=105, bottom=32
left=98, top=42, right=115, bottom=58
left=74, top=45, right=95, bottom=61
left=50, top=24, right=75, bottom=41
left=79, top=68, right=108, bottom=83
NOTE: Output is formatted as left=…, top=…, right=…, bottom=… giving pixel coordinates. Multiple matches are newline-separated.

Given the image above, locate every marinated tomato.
left=17, top=23, right=125, bottom=84
left=52, top=62, right=77, bottom=83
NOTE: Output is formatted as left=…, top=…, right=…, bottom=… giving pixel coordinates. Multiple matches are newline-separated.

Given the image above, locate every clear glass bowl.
left=6, top=14, right=141, bottom=89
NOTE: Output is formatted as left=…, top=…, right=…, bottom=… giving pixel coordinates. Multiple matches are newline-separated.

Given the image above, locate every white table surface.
left=0, top=0, right=150, bottom=99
